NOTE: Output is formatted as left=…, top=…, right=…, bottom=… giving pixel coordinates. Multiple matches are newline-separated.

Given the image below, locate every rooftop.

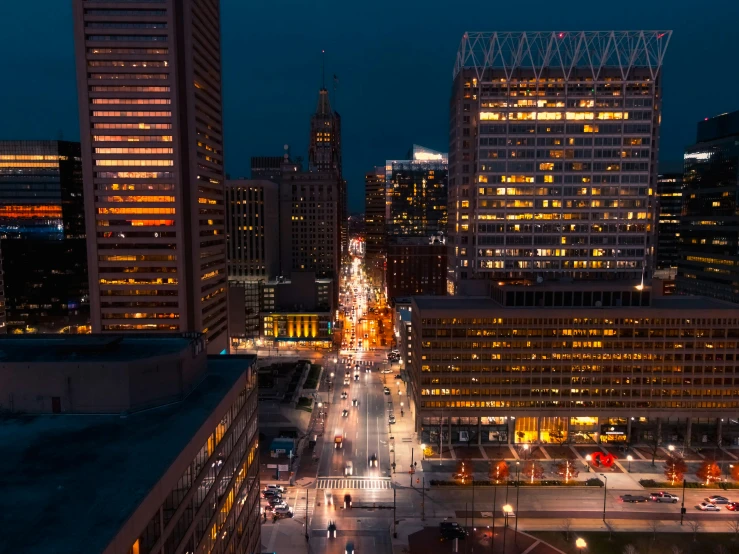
left=0, top=355, right=254, bottom=554
left=0, top=334, right=197, bottom=363
left=412, top=294, right=739, bottom=313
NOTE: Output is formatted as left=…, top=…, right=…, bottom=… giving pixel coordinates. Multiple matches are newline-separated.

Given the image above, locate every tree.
left=524, top=460, right=545, bottom=484
left=516, top=430, right=526, bottom=444
left=646, top=425, right=661, bottom=466
left=489, top=460, right=509, bottom=484
left=648, top=520, right=661, bottom=541
left=556, top=458, right=580, bottom=483
left=731, top=464, right=739, bottom=482
left=623, top=545, right=639, bottom=554
left=550, top=422, right=567, bottom=446
left=670, top=546, right=683, bottom=554
left=687, top=520, right=703, bottom=542
left=728, top=519, right=739, bottom=541
left=696, top=460, right=722, bottom=485
left=663, top=454, right=687, bottom=485
left=561, top=518, right=572, bottom=541
left=422, top=445, right=433, bottom=459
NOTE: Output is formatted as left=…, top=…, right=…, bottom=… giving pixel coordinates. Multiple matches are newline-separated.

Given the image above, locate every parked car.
left=698, top=502, right=721, bottom=511
left=388, top=414, right=396, bottom=424
left=650, top=492, right=679, bottom=503
left=262, top=490, right=281, bottom=499
left=267, top=496, right=285, bottom=506
left=620, top=495, right=649, bottom=503
left=440, top=521, right=467, bottom=540
left=274, top=505, right=293, bottom=518
left=383, top=387, right=391, bottom=395
left=728, top=502, right=739, bottom=511
left=707, top=495, right=730, bottom=504
left=264, top=484, right=286, bottom=494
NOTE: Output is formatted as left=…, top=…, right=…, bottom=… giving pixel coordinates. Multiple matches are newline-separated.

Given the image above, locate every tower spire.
left=321, top=49, right=325, bottom=90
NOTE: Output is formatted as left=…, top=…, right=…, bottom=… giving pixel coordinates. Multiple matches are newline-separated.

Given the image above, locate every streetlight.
left=421, top=443, right=426, bottom=461
left=600, top=473, right=608, bottom=522
left=668, top=444, right=675, bottom=452
left=585, top=454, right=592, bottom=472
left=522, top=444, right=529, bottom=460
left=502, top=504, right=513, bottom=553
left=514, top=461, right=521, bottom=543
left=627, top=455, right=633, bottom=473
left=576, top=538, right=587, bottom=553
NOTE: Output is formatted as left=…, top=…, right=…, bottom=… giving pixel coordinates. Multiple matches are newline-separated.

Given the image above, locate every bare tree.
left=561, top=518, right=572, bottom=541
left=670, top=546, right=683, bottom=554
left=648, top=519, right=661, bottom=541
left=605, top=519, right=616, bottom=541
left=623, top=545, right=639, bottom=554
left=687, top=520, right=703, bottom=542
left=715, top=546, right=729, bottom=554
left=728, top=519, right=739, bottom=541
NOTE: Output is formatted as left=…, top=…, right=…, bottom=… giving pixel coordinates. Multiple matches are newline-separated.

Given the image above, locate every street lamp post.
left=514, top=462, right=520, bottom=543
left=627, top=455, right=633, bottom=473
left=421, top=443, right=426, bottom=461
left=491, top=482, right=498, bottom=553
left=600, top=473, right=608, bottom=522
left=585, top=454, right=592, bottom=472
left=680, top=478, right=687, bottom=525
left=576, top=537, right=587, bottom=553
left=502, top=504, right=513, bottom=553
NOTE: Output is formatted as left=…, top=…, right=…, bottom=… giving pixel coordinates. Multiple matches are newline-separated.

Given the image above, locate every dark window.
left=52, top=397, right=61, bottom=414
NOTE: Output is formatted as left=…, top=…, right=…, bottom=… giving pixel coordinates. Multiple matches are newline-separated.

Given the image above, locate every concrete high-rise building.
left=309, top=86, right=347, bottom=256
left=73, top=0, right=228, bottom=352
left=364, top=167, right=386, bottom=283
left=448, top=31, right=671, bottom=292
left=0, top=140, right=89, bottom=333
left=678, top=111, right=739, bottom=303
left=656, top=173, right=683, bottom=269
left=280, top=170, right=340, bottom=280
left=226, top=179, right=279, bottom=281
left=0, top=334, right=260, bottom=554
left=387, top=235, right=447, bottom=299
left=386, top=145, right=448, bottom=238
left=0, top=242, right=5, bottom=334
left=409, top=283, right=739, bottom=447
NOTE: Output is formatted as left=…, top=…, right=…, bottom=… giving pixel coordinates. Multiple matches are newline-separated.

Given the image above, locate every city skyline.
left=2, top=1, right=739, bottom=212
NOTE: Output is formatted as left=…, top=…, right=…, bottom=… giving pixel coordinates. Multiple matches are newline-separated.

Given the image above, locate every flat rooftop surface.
left=0, top=334, right=195, bottom=363
left=412, top=295, right=739, bottom=312
left=0, top=355, right=254, bottom=554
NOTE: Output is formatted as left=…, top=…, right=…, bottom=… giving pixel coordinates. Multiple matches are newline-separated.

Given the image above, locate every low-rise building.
left=409, top=282, right=739, bottom=448
left=0, top=334, right=260, bottom=554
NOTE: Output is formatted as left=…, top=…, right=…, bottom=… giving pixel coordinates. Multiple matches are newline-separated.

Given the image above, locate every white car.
left=264, top=484, right=286, bottom=494
left=698, top=502, right=721, bottom=511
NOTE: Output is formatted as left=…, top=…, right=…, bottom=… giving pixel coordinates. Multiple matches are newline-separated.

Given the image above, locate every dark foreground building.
left=0, top=333, right=260, bottom=554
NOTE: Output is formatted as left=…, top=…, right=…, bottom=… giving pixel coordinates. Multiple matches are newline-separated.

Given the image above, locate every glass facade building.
left=656, top=173, right=683, bottom=269
left=448, top=31, right=671, bottom=290
left=678, top=111, right=739, bottom=303
left=72, top=0, right=228, bottom=352
left=0, top=140, right=89, bottom=333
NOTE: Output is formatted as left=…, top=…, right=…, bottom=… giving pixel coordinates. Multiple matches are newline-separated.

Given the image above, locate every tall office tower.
left=280, top=170, right=339, bottom=280
left=309, top=87, right=347, bottom=255
left=656, top=173, right=683, bottom=269
left=250, top=155, right=285, bottom=182
left=73, top=0, right=228, bottom=352
left=448, top=31, right=671, bottom=292
left=678, top=111, right=739, bottom=303
left=386, top=145, right=448, bottom=238
left=364, top=167, right=386, bottom=283
left=0, top=242, right=5, bottom=334
left=225, top=179, right=279, bottom=340
left=225, top=180, right=279, bottom=281
left=0, top=140, right=89, bottom=333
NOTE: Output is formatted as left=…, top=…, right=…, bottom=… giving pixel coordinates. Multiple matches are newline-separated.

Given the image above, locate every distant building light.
left=684, top=151, right=712, bottom=161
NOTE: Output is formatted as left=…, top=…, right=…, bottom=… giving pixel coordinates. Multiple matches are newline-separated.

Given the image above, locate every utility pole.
left=422, top=476, right=426, bottom=520
left=440, top=407, right=444, bottom=466
left=491, top=484, right=497, bottom=553
left=393, top=484, right=397, bottom=538
left=680, top=478, right=687, bottom=525
left=514, top=464, right=520, bottom=545
left=471, top=474, right=476, bottom=553
left=304, top=486, right=309, bottom=541
left=411, top=448, right=414, bottom=487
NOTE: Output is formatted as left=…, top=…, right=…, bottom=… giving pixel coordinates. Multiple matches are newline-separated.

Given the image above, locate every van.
left=345, top=461, right=353, bottom=476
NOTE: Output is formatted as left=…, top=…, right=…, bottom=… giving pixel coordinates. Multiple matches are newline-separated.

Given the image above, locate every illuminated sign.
left=684, top=151, right=712, bottom=161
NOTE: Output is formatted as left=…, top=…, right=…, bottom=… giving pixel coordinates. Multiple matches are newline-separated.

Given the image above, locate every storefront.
left=569, top=417, right=599, bottom=444
left=600, top=424, right=628, bottom=443
left=481, top=416, right=509, bottom=444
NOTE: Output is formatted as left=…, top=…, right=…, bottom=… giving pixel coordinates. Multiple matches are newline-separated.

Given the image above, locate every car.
left=264, top=484, right=286, bottom=494
left=352, top=398, right=358, bottom=406
left=394, top=374, right=402, bottom=379
left=345, top=371, right=351, bottom=377
left=341, top=391, right=348, bottom=399
left=708, top=495, right=730, bottom=504
left=383, top=387, right=391, bottom=395
left=344, top=378, right=350, bottom=385
left=366, top=367, right=371, bottom=373
left=324, top=490, right=334, bottom=506
left=440, top=521, right=467, bottom=540
left=698, top=502, right=721, bottom=511
left=650, top=492, right=679, bottom=503
left=369, top=454, right=378, bottom=467
left=727, top=502, right=739, bottom=511
left=267, top=497, right=287, bottom=507
left=342, top=409, right=349, bottom=417
left=274, top=505, right=294, bottom=518
left=344, top=493, right=353, bottom=508
left=262, top=490, right=281, bottom=499
left=345, top=541, right=356, bottom=554
left=354, top=373, right=359, bottom=381
left=620, top=495, right=649, bottom=503
left=389, top=415, right=396, bottom=425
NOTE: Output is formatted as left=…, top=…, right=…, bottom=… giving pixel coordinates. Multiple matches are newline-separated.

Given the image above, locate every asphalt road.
left=318, top=364, right=392, bottom=479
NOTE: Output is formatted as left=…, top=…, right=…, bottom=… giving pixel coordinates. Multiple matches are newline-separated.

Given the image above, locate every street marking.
left=316, top=477, right=392, bottom=490
left=521, top=541, right=541, bottom=554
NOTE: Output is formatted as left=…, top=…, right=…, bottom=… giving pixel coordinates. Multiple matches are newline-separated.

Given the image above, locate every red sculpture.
left=591, top=451, right=616, bottom=468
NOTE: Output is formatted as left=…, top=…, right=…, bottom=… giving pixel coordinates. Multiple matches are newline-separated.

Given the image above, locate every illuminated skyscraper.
left=309, top=85, right=346, bottom=256
left=656, top=173, right=682, bottom=269
left=678, top=111, right=739, bottom=303
left=448, top=31, right=671, bottom=292
left=73, top=0, right=228, bottom=352
left=364, top=167, right=386, bottom=283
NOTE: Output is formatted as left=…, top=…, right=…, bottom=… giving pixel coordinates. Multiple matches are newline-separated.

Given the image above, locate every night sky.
left=1, top=0, right=737, bottom=212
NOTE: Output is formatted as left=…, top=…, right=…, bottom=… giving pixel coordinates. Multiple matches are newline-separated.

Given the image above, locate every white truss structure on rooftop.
left=454, top=31, right=672, bottom=82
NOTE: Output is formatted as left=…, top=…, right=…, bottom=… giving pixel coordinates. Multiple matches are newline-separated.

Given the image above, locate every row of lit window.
left=92, top=123, right=171, bottom=130
left=95, top=159, right=173, bottom=166
left=95, top=147, right=173, bottom=154
left=419, top=400, right=739, bottom=409
left=480, top=111, right=631, bottom=121
left=99, top=278, right=178, bottom=285
left=88, top=60, right=169, bottom=68
left=92, top=98, right=170, bottom=105
left=94, top=135, right=172, bottom=142
left=92, top=111, right=172, bottom=117
left=97, top=195, right=174, bottom=203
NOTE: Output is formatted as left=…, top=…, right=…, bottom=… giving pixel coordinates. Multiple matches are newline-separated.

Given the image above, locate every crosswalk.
left=316, top=477, right=393, bottom=490
left=283, top=489, right=316, bottom=520
left=340, top=358, right=375, bottom=366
